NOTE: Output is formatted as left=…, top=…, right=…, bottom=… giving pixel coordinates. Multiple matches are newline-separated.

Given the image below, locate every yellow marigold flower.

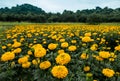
left=93, top=44, right=98, bottom=47
left=84, top=66, right=90, bottom=72
left=33, top=41, right=37, bottom=43
left=36, top=58, right=40, bottom=63
left=12, top=41, right=21, bottom=48
left=18, top=56, right=28, bottom=64
left=39, top=61, right=51, bottom=70
left=51, top=65, right=68, bottom=79
left=109, top=58, right=115, bottom=62
left=110, top=53, right=117, bottom=58
left=116, top=72, right=120, bottom=75
left=32, top=44, right=43, bottom=49
left=7, top=43, right=12, bottom=47
left=116, top=40, right=119, bottom=43
left=95, top=56, right=104, bottom=61
left=90, top=46, right=97, bottom=51
left=80, top=53, right=89, bottom=59
left=2, top=46, right=6, bottom=49
left=90, top=44, right=98, bottom=51
left=52, top=35, right=57, bottom=39
left=27, top=50, right=32, bottom=55
left=71, top=40, right=77, bottom=44
left=115, top=45, right=120, bottom=51
left=27, top=33, right=32, bottom=38
left=107, top=47, right=111, bottom=50
left=11, top=61, right=15, bottom=68
left=43, top=34, right=48, bottom=37
left=102, top=68, right=115, bottom=77
left=82, top=43, right=87, bottom=46
left=20, top=37, right=25, bottom=42
left=82, top=36, right=92, bottom=42
left=34, top=47, right=46, bottom=58
left=43, top=41, right=47, bottom=44
left=93, top=32, right=97, bottom=35
left=35, top=33, right=39, bottom=36
left=101, top=38, right=106, bottom=42
left=56, top=53, right=71, bottom=65
left=96, top=38, right=100, bottom=40
left=58, top=49, right=65, bottom=54
left=1, top=52, right=15, bottom=61
left=68, top=45, right=77, bottom=51
left=84, top=32, right=91, bottom=37
left=99, top=51, right=110, bottom=59
left=93, top=80, right=97, bottom=81
left=48, top=43, right=57, bottom=50
left=22, top=62, right=31, bottom=68
left=59, top=39, right=65, bottom=42
left=13, top=48, right=22, bottom=54
left=61, top=42, right=69, bottom=48
left=7, top=35, right=11, bottom=39
left=29, top=43, right=33, bottom=47
left=86, top=73, right=93, bottom=77
left=32, top=59, right=38, bottom=65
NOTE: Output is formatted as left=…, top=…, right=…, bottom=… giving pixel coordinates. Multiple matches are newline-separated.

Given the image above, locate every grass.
left=101, top=23, right=120, bottom=26
left=0, top=22, right=37, bottom=26
left=0, top=22, right=37, bottom=33
left=0, top=22, right=120, bottom=25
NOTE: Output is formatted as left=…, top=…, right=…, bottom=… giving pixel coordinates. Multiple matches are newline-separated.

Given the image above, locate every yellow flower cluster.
left=32, top=59, right=38, bottom=65
left=22, top=62, right=31, bottom=68
left=99, top=51, right=110, bottom=59
left=2, top=46, right=6, bottom=49
left=90, top=44, right=98, bottom=51
left=13, top=48, right=22, bottom=54
left=84, top=32, right=91, bottom=37
left=32, top=44, right=43, bottom=49
left=84, top=66, right=90, bottom=72
left=27, top=50, right=32, bottom=55
left=32, top=44, right=46, bottom=58
left=109, top=53, right=117, bottom=62
left=39, top=61, right=51, bottom=70
left=71, top=40, right=77, bottom=44
left=32, top=58, right=40, bottom=66
left=51, top=65, right=68, bottom=79
left=18, top=56, right=31, bottom=68
left=80, top=53, right=89, bottom=59
left=59, top=39, right=65, bottom=42
left=56, top=53, right=71, bottom=65
left=12, top=41, right=21, bottom=48
left=1, top=52, right=15, bottom=61
left=61, top=42, right=69, bottom=48
left=82, top=36, right=93, bottom=42
left=48, top=43, right=57, bottom=50
left=95, top=56, right=104, bottom=61
left=18, top=56, right=28, bottom=64
left=115, top=45, right=120, bottom=51
left=58, top=49, right=65, bottom=54
left=68, top=45, right=77, bottom=51
left=102, top=68, right=115, bottom=77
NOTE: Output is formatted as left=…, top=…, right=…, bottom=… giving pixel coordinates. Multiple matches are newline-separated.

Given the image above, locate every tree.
left=0, top=4, right=120, bottom=23
left=87, top=13, right=102, bottom=24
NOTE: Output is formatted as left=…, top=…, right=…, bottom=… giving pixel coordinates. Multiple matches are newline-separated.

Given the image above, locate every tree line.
left=0, top=4, right=120, bottom=24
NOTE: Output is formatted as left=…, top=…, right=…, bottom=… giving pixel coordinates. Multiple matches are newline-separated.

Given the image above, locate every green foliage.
left=86, top=13, right=102, bottom=25
left=0, top=4, right=120, bottom=23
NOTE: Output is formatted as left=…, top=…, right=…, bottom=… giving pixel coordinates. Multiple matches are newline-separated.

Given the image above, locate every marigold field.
left=0, top=24, right=120, bottom=81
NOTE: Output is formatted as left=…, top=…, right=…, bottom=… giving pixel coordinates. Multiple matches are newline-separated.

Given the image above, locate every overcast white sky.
left=0, top=0, right=120, bottom=13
